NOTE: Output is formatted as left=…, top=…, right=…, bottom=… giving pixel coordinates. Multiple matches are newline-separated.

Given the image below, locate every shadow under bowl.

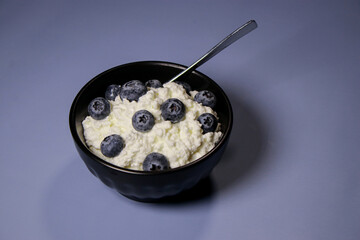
left=69, top=61, right=233, bottom=202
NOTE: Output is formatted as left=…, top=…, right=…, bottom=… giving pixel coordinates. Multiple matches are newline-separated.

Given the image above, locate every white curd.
left=82, top=82, right=222, bottom=170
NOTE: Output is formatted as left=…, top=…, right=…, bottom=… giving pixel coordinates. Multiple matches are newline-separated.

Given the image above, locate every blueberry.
left=132, top=110, right=155, bottom=132
left=194, top=90, right=217, bottom=108
left=119, top=80, right=147, bottom=102
left=100, top=134, right=125, bottom=158
left=88, top=97, right=111, bottom=120
left=145, top=79, right=162, bottom=88
left=174, top=80, right=192, bottom=95
left=143, top=152, right=170, bottom=171
left=197, top=113, right=218, bottom=134
left=160, top=98, right=186, bottom=123
left=105, top=84, right=121, bottom=101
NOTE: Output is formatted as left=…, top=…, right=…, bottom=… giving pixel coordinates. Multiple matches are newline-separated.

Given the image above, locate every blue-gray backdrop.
left=1, top=0, right=359, bottom=239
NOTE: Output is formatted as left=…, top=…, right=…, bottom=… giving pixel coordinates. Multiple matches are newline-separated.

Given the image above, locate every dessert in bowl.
left=69, top=61, right=233, bottom=201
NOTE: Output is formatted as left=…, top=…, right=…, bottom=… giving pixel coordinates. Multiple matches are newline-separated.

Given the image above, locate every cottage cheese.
left=82, top=82, right=222, bottom=170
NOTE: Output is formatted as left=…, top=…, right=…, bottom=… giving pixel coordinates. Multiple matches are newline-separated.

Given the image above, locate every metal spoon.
left=168, top=20, right=257, bottom=83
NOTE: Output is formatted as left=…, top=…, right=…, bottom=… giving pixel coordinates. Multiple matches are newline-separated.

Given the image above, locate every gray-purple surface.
left=1, top=0, right=360, bottom=239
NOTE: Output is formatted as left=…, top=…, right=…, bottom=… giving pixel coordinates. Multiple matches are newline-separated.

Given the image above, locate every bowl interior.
left=70, top=61, right=232, bottom=172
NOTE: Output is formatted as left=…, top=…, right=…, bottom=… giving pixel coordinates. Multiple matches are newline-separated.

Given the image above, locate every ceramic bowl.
left=69, top=61, right=233, bottom=201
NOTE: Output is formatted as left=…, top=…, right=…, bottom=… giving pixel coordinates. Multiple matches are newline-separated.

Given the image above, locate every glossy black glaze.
left=69, top=61, right=233, bottom=201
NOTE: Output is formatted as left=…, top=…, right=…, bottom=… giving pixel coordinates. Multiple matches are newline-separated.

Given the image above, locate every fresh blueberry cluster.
left=119, top=80, right=147, bottom=102
left=88, top=97, right=111, bottom=120
left=132, top=110, right=155, bottom=132
left=143, top=152, right=170, bottom=171
left=194, top=90, right=217, bottom=109
left=105, top=84, right=121, bottom=101
left=145, top=79, right=163, bottom=88
left=160, top=98, right=186, bottom=123
left=197, top=113, right=218, bottom=133
left=100, top=134, right=125, bottom=157
left=86, top=79, right=219, bottom=171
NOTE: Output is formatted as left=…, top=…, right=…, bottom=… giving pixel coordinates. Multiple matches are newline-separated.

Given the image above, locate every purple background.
left=1, top=0, right=360, bottom=239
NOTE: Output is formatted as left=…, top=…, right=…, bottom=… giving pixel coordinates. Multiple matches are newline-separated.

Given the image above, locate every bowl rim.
left=69, top=60, right=233, bottom=175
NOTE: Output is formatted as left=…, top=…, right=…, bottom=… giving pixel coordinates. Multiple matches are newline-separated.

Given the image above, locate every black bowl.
left=69, top=61, right=233, bottom=202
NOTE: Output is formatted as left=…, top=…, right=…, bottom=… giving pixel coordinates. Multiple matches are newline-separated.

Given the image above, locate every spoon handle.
left=168, top=20, right=257, bottom=83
